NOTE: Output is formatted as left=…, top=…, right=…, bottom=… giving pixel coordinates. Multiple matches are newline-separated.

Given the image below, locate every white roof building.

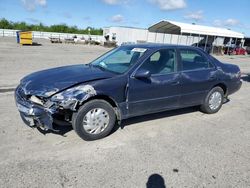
left=103, top=20, right=245, bottom=50
left=148, top=20, right=244, bottom=38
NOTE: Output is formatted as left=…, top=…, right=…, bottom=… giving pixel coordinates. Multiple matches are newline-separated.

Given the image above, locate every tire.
left=72, top=99, right=116, bottom=141
left=200, top=86, right=224, bottom=114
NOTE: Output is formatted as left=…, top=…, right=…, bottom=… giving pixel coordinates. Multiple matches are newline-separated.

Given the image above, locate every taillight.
left=236, top=71, right=241, bottom=79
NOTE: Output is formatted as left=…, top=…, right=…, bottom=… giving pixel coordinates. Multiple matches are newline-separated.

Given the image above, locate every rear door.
left=178, top=48, right=218, bottom=106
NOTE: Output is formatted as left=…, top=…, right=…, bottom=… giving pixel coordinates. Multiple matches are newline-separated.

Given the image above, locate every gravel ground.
left=0, top=37, right=250, bottom=188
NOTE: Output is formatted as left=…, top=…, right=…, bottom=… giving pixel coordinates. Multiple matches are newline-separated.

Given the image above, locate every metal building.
left=102, top=26, right=196, bottom=45
left=149, top=20, right=245, bottom=54
left=103, top=20, right=245, bottom=54
left=103, top=26, right=148, bottom=45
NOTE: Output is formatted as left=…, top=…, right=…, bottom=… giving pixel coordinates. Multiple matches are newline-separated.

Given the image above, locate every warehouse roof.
left=148, top=20, right=244, bottom=38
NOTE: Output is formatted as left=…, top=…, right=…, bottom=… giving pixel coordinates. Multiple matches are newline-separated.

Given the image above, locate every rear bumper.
left=15, top=86, right=56, bottom=130
left=228, top=80, right=242, bottom=95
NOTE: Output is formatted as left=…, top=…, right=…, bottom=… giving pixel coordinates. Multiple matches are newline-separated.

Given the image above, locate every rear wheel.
left=72, top=99, right=116, bottom=141
left=200, top=87, right=224, bottom=114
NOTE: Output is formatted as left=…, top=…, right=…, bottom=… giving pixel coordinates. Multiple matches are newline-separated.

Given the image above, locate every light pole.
left=88, top=28, right=91, bottom=39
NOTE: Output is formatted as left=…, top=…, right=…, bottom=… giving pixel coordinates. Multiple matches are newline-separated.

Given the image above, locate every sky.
left=0, top=0, right=249, bottom=35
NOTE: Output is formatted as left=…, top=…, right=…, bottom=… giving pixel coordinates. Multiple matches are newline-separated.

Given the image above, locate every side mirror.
left=134, top=69, right=151, bottom=79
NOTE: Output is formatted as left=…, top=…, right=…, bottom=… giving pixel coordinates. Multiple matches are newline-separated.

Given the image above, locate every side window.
left=140, top=49, right=177, bottom=75
left=180, top=49, right=212, bottom=71
left=150, top=52, right=160, bottom=62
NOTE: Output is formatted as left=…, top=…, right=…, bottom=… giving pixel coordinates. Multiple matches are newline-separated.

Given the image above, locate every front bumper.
left=15, top=86, right=56, bottom=131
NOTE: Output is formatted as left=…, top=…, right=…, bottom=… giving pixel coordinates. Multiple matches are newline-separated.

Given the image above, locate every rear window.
left=180, top=49, right=212, bottom=71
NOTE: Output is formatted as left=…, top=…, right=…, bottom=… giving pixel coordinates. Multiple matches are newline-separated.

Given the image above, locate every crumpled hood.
left=20, top=64, right=114, bottom=97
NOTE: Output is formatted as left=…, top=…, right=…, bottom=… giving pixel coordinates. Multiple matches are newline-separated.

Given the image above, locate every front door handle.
left=208, top=76, right=216, bottom=81
left=170, top=81, right=180, bottom=85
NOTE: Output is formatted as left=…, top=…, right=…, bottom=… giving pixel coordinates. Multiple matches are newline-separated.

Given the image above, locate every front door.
left=128, top=48, right=181, bottom=116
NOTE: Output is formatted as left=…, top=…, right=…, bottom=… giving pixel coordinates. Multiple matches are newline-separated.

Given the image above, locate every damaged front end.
left=15, top=84, right=96, bottom=131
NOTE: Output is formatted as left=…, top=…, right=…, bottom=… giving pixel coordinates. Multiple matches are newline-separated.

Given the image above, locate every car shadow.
left=39, top=101, right=232, bottom=138
left=42, top=106, right=199, bottom=137
left=241, top=74, right=250, bottom=82
left=37, top=124, right=73, bottom=136
left=111, top=106, right=200, bottom=134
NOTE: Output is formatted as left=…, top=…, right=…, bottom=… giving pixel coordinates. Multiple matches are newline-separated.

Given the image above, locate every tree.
left=0, top=18, right=103, bottom=35
left=0, top=18, right=13, bottom=29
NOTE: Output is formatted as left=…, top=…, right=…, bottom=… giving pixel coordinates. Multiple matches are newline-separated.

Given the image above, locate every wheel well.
left=84, top=95, right=117, bottom=108
left=213, top=83, right=227, bottom=95
left=78, top=95, right=121, bottom=120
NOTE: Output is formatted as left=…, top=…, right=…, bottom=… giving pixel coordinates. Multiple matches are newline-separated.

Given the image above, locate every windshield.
left=90, top=46, right=147, bottom=74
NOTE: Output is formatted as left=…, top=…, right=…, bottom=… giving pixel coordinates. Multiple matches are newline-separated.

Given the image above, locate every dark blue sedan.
left=15, top=44, right=242, bottom=140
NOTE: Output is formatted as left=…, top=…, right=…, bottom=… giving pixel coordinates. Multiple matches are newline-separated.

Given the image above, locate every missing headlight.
left=50, top=84, right=97, bottom=111
left=29, top=95, right=43, bottom=105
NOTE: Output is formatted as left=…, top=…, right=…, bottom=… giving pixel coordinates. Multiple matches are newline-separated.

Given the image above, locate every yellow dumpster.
left=20, top=31, right=32, bottom=45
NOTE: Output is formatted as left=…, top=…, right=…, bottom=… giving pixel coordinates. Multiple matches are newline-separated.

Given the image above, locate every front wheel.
left=72, top=99, right=116, bottom=141
left=200, top=87, right=224, bottom=114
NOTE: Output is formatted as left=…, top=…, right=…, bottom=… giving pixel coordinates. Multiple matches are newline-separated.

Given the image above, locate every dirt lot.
left=0, top=37, right=250, bottom=188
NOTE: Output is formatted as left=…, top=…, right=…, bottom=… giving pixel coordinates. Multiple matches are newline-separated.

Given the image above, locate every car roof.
left=121, top=43, right=201, bottom=50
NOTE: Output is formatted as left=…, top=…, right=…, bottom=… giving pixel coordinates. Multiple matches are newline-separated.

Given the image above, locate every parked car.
left=15, top=44, right=242, bottom=140
left=224, top=47, right=247, bottom=55
left=246, top=46, right=250, bottom=55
